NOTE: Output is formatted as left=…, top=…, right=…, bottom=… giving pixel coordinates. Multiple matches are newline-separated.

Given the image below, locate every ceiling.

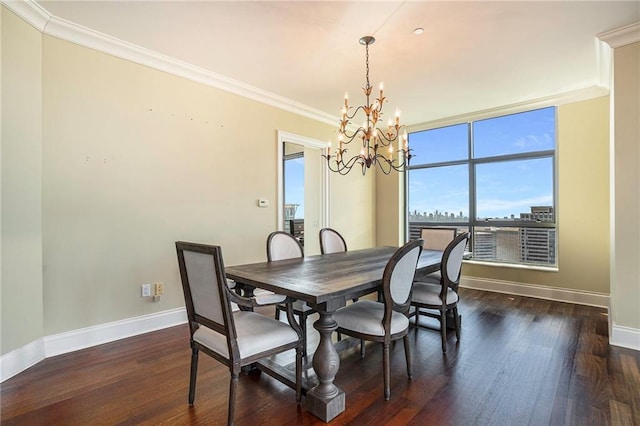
left=37, top=1, right=639, bottom=126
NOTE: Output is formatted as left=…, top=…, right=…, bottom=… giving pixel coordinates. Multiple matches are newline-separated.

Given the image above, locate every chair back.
left=441, top=232, right=470, bottom=291
left=319, top=228, right=347, bottom=254
left=420, top=227, right=457, bottom=251
left=176, top=242, right=237, bottom=355
left=381, top=239, right=423, bottom=324
left=267, top=231, right=304, bottom=261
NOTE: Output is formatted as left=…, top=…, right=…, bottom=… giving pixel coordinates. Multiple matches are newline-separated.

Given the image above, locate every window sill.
left=463, top=259, right=559, bottom=273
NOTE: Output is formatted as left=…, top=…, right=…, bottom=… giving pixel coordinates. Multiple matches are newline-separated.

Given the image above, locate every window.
left=407, top=107, right=556, bottom=267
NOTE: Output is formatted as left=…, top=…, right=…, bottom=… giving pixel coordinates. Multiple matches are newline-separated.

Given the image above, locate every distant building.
left=520, top=228, right=556, bottom=264
left=520, top=206, right=554, bottom=222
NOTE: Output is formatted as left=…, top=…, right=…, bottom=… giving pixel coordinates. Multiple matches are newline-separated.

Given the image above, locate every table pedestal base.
left=305, top=387, right=345, bottom=422
left=305, top=310, right=345, bottom=422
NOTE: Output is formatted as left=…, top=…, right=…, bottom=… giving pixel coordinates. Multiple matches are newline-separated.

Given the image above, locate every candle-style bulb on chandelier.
left=323, top=36, right=412, bottom=175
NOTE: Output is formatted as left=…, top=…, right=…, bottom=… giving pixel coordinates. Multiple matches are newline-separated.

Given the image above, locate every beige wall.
left=377, top=96, right=611, bottom=294
left=611, top=41, right=640, bottom=329
left=1, top=6, right=374, bottom=353
left=303, top=145, right=321, bottom=256
left=40, top=34, right=373, bottom=336
left=375, top=168, right=403, bottom=247
left=328, top=168, right=375, bottom=251
left=1, top=8, right=44, bottom=354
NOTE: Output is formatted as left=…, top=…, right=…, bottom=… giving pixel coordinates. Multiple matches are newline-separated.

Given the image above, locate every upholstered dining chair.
left=175, top=241, right=303, bottom=425
left=319, top=227, right=347, bottom=254
left=410, top=232, right=469, bottom=353
left=319, top=227, right=358, bottom=321
left=333, top=239, right=423, bottom=401
left=420, top=227, right=457, bottom=251
left=268, top=231, right=314, bottom=357
left=416, top=227, right=458, bottom=281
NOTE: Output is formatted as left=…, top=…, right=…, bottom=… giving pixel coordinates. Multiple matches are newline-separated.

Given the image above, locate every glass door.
left=284, top=143, right=305, bottom=245
left=277, top=131, right=328, bottom=256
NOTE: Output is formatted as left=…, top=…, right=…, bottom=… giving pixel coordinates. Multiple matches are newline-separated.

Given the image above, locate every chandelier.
left=323, top=36, right=412, bottom=175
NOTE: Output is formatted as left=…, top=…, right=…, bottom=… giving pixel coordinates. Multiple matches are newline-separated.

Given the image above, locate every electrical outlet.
left=141, top=283, right=151, bottom=297
left=154, top=282, right=164, bottom=296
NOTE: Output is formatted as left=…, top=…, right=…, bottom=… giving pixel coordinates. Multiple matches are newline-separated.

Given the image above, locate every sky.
left=284, top=157, right=304, bottom=219
left=408, top=107, right=555, bottom=220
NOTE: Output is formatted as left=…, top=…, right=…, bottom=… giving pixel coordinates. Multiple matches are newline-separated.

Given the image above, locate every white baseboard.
left=1, top=307, right=187, bottom=383
left=611, top=324, right=640, bottom=351
left=460, top=276, right=610, bottom=308
left=0, top=338, right=45, bottom=383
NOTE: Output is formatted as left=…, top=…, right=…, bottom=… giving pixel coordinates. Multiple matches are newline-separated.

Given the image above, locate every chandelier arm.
left=342, top=155, right=366, bottom=175
left=373, top=127, right=401, bottom=145
left=345, top=105, right=368, bottom=120
left=374, top=153, right=408, bottom=174
left=341, top=127, right=368, bottom=144
left=373, top=154, right=392, bottom=175
left=323, top=152, right=364, bottom=175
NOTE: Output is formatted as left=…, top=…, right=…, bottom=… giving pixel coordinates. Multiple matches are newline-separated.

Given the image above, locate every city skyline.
left=408, top=204, right=555, bottom=222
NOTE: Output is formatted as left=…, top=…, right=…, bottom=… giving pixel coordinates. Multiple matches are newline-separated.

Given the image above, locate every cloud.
left=514, top=133, right=552, bottom=150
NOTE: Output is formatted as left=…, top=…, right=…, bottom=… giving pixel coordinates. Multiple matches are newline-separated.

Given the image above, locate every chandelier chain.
left=365, top=42, right=370, bottom=91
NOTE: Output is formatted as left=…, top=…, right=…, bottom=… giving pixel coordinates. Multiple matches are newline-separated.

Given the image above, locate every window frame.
left=405, top=107, right=558, bottom=267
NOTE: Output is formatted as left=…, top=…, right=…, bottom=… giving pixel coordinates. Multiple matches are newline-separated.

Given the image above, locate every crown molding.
left=407, top=85, right=610, bottom=132
left=596, top=38, right=613, bottom=88
left=2, top=0, right=340, bottom=127
left=1, top=0, right=49, bottom=31
left=597, top=22, right=640, bottom=48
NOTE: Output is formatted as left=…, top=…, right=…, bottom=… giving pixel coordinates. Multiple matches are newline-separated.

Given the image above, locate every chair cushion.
left=415, top=270, right=442, bottom=282
left=333, top=300, right=409, bottom=337
left=227, top=282, right=287, bottom=307
left=193, top=311, right=298, bottom=359
left=292, top=300, right=314, bottom=313
left=411, top=281, right=459, bottom=307
left=253, top=290, right=288, bottom=305
left=415, top=274, right=440, bottom=285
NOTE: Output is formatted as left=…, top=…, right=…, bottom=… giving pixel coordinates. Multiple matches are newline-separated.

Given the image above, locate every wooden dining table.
left=225, top=245, right=443, bottom=422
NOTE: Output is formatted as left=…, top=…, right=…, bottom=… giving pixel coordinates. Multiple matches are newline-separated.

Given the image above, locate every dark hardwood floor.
left=2, top=288, right=639, bottom=425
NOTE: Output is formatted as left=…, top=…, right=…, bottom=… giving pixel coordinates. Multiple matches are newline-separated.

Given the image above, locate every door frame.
left=277, top=130, right=329, bottom=232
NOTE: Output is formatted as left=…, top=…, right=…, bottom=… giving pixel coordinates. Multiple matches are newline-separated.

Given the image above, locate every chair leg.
left=188, top=347, right=199, bottom=405
left=300, top=313, right=307, bottom=358
left=228, top=373, right=238, bottom=426
left=383, top=342, right=390, bottom=401
left=403, top=335, right=412, bottom=380
left=295, top=346, right=303, bottom=403
left=453, top=306, right=461, bottom=341
left=275, top=307, right=280, bottom=320
left=360, top=339, right=366, bottom=358
left=415, top=307, right=420, bottom=327
left=440, top=310, right=448, bottom=353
